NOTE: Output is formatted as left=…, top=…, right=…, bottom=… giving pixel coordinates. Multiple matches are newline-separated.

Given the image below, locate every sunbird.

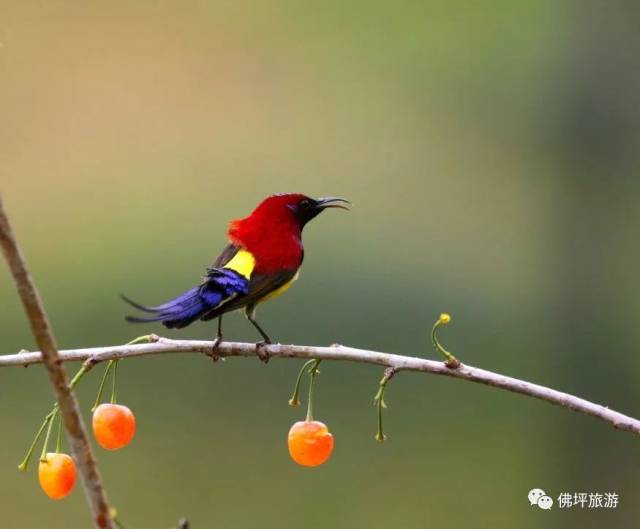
left=123, top=193, right=350, bottom=357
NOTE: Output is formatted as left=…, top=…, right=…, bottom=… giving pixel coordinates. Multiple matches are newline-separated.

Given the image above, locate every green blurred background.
left=2, top=1, right=639, bottom=527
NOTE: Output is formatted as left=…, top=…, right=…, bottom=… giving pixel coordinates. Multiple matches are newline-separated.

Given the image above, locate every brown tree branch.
left=2, top=336, right=639, bottom=437
left=0, top=198, right=115, bottom=529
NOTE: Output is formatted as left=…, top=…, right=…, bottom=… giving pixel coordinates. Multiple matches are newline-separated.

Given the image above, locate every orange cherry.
left=288, top=420, right=334, bottom=467
left=38, top=453, right=76, bottom=500
left=92, top=403, right=136, bottom=450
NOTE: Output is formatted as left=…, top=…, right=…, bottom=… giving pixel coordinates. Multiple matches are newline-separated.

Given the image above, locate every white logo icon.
left=528, top=488, right=553, bottom=510
left=538, top=495, right=553, bottom=510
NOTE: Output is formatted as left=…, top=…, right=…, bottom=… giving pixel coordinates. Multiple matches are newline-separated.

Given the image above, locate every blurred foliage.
left=1, top=1, right=639, bottom=528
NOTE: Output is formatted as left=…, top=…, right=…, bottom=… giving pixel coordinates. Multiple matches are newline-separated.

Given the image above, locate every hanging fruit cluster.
left=18, top=338, right=142, bottom=500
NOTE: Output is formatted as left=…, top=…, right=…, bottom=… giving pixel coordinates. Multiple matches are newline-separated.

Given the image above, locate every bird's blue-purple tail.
left=123, top=268, right=249, bottom=329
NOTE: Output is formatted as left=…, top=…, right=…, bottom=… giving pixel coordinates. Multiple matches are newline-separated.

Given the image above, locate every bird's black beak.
left=315, top=197, right=351, bottom=211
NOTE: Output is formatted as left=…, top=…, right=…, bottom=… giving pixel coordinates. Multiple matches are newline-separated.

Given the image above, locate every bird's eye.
left=299, top=199, right=312, bottom=208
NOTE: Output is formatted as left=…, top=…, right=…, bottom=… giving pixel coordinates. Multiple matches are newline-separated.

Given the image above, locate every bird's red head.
left=228, top=193, right=350, bottom=273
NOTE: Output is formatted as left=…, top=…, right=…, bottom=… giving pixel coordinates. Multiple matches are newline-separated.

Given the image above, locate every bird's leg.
left=245, top=305, right=272, bottom=363
left=207, top=316, right=224, bottom=362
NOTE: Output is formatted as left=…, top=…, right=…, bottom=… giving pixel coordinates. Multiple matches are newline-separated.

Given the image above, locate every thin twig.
left=1, top=337, right=639, bottom=436
left=0, top=198, right=115, bottom=529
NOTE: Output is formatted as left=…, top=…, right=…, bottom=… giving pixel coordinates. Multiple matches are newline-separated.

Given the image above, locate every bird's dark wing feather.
left=211, top=243, right=239, bottom=268
left=200, top=268, right=298, bottom=320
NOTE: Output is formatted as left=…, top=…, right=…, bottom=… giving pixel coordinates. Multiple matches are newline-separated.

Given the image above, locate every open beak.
left=315, top=196, right=351, bottom=211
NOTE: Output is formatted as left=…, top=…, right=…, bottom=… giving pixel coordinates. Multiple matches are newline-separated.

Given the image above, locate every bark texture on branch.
left=2, top=337, right=639, bottom=437
left=0, top=198, right=115, bottom=529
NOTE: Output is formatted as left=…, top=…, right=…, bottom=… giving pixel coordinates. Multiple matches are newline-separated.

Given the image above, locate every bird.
left=122, top=193, right=350, bottom=360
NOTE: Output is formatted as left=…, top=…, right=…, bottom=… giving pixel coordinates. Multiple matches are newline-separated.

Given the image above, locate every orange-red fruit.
left=92, top=403, right=136, bottom=450
left=38, top=452, right=77, bottom=500
left=288, top=420, right=334, bottom=467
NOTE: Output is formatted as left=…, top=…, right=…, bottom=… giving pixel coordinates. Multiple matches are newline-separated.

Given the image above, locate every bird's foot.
left=255, top=340, right=271, bottom=363
left=207, top=335, right=223, bottom=362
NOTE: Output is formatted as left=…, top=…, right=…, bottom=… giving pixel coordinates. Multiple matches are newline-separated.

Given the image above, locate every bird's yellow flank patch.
left=224, top=249, right=256, bottom=279
left=259, top=269, right=300, bottom=303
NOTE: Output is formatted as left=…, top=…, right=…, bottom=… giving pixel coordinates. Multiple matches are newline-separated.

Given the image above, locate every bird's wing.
left=200, top=267, right=299, bottom=320
left=211, top=243, right=239, bottom=268
left=122, top=243, right=250, bottom=329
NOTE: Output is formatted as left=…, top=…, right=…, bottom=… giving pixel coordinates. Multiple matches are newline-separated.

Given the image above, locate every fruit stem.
left=110, top=359, right=119, bottom=404
left=374, top=367, right=396, bottom=442
left=69, top=363, right=89, bottom=388
left=92, top=335, right=153, bottom=411
left=305, top=360, right=322, bottom=422
left=39, top=409, right=57, bottom=461
left=55, top=412, right=63, bottom=453
left=288, top=359, right=316, bottom=407
left=376, top=394, right=384, bottom=441
left=431, top=313, right=460, bottom=369
left=18, top=406, right=57, bottom=471
left=110, top=507, right=126, bottom=529
left=92, top=360, right=114, bottom=411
